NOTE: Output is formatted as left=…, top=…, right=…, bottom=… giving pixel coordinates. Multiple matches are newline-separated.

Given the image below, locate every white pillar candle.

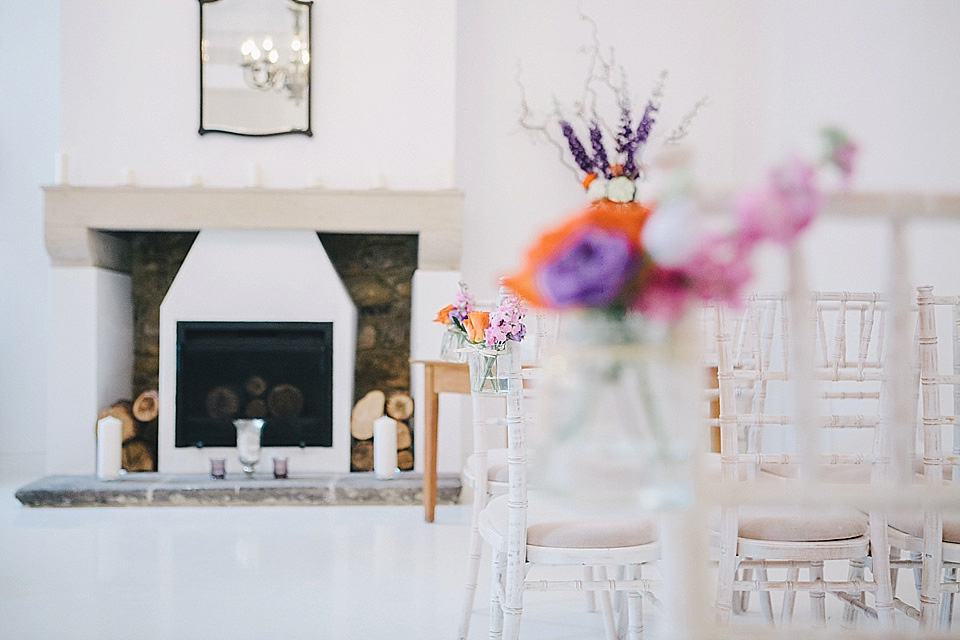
left=250, top=162, right=263, bottom=187
left=55, top=152, right=68, bottom=185
left=187, top=173, right=202, bottom=187
left=96, top=416, right=122, bottom=480
left=122, top=168, right=135, bottom=186
left=373, top=415, right=398, bottom=480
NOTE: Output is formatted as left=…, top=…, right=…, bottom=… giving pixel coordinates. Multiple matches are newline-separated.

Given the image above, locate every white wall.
left=60, top=0, right=456, bottom=190
left=0, top=1, right=60, bottom=472
left=455, top=0, right=960, bottom=300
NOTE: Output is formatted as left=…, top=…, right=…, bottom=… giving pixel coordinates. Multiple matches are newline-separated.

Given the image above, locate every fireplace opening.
left=175, top=321, right=333, bottom=449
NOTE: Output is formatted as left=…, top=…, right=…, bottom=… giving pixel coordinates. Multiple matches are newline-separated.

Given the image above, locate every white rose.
left=641, top=198, right=702, bottom=267
left=606, top=176, right=636, bottom=203
left=586, top=178, right=608, bottom=202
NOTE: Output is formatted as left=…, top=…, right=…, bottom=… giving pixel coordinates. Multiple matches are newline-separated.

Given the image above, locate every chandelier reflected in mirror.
left=239, top=2, right=310, bottom=105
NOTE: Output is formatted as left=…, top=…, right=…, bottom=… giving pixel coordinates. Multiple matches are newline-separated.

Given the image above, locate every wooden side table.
left=412, top=359, right=470, bottom=522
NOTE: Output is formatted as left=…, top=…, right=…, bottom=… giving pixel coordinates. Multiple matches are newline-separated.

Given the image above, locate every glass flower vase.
left=529, top=310, right=700, bottom=511
left=439, top=326, right=467, bottom=363
left=466, top=347, right=510, bottom=396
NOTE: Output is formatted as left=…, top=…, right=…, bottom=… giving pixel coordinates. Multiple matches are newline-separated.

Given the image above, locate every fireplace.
left=42, top=185, right=464, bottom=476
left=175, top=321, right=334, bottom=449
left=157, top=228, right=356, bottom=474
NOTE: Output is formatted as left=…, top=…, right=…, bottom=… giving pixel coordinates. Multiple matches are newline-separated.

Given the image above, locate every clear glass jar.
left=439, top=326, right=467, bottom=363
left=529, top=310, right=700, bottom=511
left=466, top=347, right=511, bottom=396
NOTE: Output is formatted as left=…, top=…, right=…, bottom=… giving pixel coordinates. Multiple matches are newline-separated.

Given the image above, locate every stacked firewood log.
left=96, top=390, right=159, bottom=471
left=350, top=390, right=415, bottom=472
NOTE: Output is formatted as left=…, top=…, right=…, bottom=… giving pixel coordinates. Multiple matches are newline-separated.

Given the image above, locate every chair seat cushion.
left=711, top=507, right=869, bottom=542
left=482, top=493, right=658, bottom=549
left=463, top=449, right=509, bottom=486
left=889, top=515, right=960, bottom=543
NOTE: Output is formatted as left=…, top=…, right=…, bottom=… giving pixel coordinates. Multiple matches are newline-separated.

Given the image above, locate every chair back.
left=716, top=292, right=891, bottom=481
left=916, top=285, right=960, bottom=486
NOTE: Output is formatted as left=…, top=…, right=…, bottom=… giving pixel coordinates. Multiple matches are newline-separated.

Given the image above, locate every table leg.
left=424, top=369, right=439, bottom=522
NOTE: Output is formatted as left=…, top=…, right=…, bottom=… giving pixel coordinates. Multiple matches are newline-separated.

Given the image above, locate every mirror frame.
left=198, top=0, right=313, bottom=137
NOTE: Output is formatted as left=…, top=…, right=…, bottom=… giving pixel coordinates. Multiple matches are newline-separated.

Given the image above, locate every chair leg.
left=920, top=513, right=944, bottom=629
left=869, top=518, right=896, bottom=630
left=501, top=558, right=525, bottom=640
left=595, top=566, right=619, bottom=640
left=841, top=558, right=866, bottom=630
left=489, top=551, right=505, bottom=640
left=734, top=568, right=751, bottom=614
left=757, top=568, right=774, bottom=624
left=810, top=561, right=826, bottom=628
left=910, top=550, right=923, bottom=600
left=626, top=564, right=644, bottom=640
left=889, top=546, right=901, bottom=596
left=715, top=539, right=738, bottom=623
left=941, top=567, right=957, bottom=629
left=583, top=565, right=597, bottom=612
left=781, top=565, right=800, bottom=625
left=458, top=489, right=488, bottom=639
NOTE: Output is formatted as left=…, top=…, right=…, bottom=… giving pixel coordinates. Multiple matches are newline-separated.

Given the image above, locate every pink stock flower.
left=633, top=268, right=691, bottom=322
left=735, top=157, right=821, bottom=247
left=484, top=295, right=526, bottom=348
left=682, top=232, right=753, bottom=307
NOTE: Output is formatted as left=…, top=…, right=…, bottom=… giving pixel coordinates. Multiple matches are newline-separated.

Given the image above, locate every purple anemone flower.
left=537, top=227, right=635, bottom=307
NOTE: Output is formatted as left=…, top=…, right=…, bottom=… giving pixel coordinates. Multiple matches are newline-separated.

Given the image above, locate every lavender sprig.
left=559, top=120, right=595, bottom=174
left=622, top=100, right=658, bottom=178
left=634, top=100, right=658, bottom=147
left=615, top=104, right=633, bottom=155
left=589, top=121, right=611, bottom=178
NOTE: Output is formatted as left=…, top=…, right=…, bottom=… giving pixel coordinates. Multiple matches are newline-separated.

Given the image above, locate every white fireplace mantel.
left=43, top=184, right=464, bottom=475
left=43, top=185, right=464, bottom=272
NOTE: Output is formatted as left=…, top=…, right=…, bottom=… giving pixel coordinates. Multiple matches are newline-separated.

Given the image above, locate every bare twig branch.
left=665, top=95, right=710, bottom=145
left=515, top=62, right=582, bottom=181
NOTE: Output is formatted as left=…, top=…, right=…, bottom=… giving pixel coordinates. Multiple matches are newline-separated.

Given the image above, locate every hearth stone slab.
left=15, top=472, right=461, bottom=508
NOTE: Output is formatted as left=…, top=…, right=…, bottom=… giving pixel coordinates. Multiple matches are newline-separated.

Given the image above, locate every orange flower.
left=464, top=311, right=490, bottom=343
left=581, top=173, right=597, bottom=189
left=433, top=304, right=456, bottom=325
left=504, top=199, right=652, bottom=307
left=610, top=163, right=624, bottom=177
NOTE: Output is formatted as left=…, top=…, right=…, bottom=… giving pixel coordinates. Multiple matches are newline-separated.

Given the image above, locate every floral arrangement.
left=517, top=13, right=707, bottom=205
left=507, top=16, right=856, bottom=322
left=434, top=282, right=526, bottom=351
left=506, top=132, right=856, bottom=322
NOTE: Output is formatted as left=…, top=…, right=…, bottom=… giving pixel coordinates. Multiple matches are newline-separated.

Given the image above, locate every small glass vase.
left=529, top=310, right=700, bottom=512
left=439, top=326, right=467, bottom=363
left=466, top=347, right=511, bottom=396
left=233, top=418, right=265, bottom=475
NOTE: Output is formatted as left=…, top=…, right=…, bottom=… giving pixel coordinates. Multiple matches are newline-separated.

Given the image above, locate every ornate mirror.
left=199, top=0, right=313, bottom=137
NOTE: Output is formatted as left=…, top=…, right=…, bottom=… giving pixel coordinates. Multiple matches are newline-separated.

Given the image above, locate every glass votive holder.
left=273, top=457, right=289, bottom=479
left=210, top=457, right=226, bottom=480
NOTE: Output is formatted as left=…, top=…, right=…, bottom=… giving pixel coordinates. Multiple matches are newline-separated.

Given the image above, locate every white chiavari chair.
left=458, top=304, right=563, bottom=640
left=477, top=338, right=660, bottom=640
left=713, top=292, right=897, bottom=630
left=886, top=285, right=960, bottom=631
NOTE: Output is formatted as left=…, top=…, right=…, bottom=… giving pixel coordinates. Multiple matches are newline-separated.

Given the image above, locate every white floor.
left=0, top=463, right=940, bottom=639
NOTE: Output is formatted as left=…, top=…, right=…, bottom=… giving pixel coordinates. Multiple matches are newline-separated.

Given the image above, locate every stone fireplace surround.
left=43, top=185, right=463, bottom=476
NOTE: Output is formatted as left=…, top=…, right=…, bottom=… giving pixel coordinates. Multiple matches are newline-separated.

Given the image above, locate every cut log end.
left=132, top=390, right=160, bottom=422
left=350, top=390, right=386, bottom=440
left=397, top=449, right=414, bottom=471
left=351, top=440, right=374, bottom=471
left=122, top=440, right=155, bottom=472
left=385, top=392, right=414, bottom=421
left=244, top=375, right=268, bottom=397
left=396, top=421, right=412, bottom=451
left=97, top=401, right=137, bottom=443
left=267, top=383, right=304, bottom=418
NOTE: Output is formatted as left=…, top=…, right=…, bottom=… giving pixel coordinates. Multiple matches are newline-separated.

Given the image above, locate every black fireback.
left=175, top=321, right=333, bottom=448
